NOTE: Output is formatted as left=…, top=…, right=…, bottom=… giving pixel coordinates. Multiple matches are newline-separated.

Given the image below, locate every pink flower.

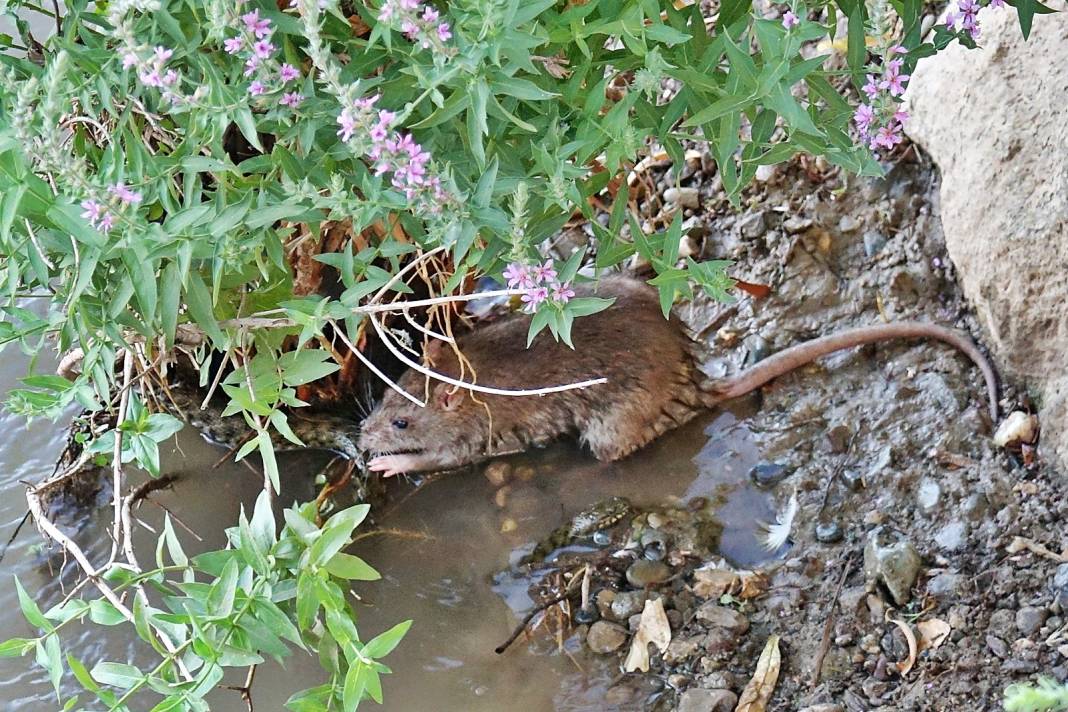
left=337, top=110, right=357, bottom=142
left=121, top=52, right=138, bottom=69
left=241, top=9, right=272, bottom=38
left=224, top=37, right=244, bottom=54
left=944, top=10, right=958, bottom=28
left=436, top=22, right=451, bottom=42
left=893, top=108, right=910, bottom=124
left=782, top=10, right=799, bottom=29
left=521, top=286, right=549, bottom=311
left=862, top=74, right=880, bottom=99
left=249, top=81, right=266, bottom=96
left=880, top=66, right=909, bottom=96
left=853, top=104, right=875, bottom=134
left=109, top=183, right=142, bottom=204
left=279, top=63, right=300, bottom=82
left=421, top=6, right=439, bottom=22
left=281, top=92, right=304, bottom=108
left=870, top=124, right=903, bottom=150
left=989, top=0, right=1005, bottom=7
left=244, top=57, right=260, bottom=77
left=97, top=212, right=115, bottom=232
left=253, top=39, right=275, bottom=58
left=552, top=282, right=576, bottom=304
left=532, top=260, right=557, bottom=284
left=153, top=46, right=173, bottom=63
left=80, top=199, right=104, bottom=223
left=889, top=44, right=907, bottom=54
left=162, top=70, right=179, bottom=86
left=139, top=69, right=163, bottom=87
left=503, top=262, right=533, bottom=289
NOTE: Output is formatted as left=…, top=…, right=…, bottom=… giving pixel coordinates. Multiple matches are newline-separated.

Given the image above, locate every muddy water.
left=0, top=360, right=778, bottom=711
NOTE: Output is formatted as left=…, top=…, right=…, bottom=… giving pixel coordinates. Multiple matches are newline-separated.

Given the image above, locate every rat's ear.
left=433, top=382, right=466, bottom=411
left=424, top=339, right=447, bottom=363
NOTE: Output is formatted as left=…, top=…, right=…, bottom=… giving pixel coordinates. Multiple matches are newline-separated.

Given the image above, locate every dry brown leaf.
left=917, top=619, right=952, bottom=653
left=1006, top=536, right=1068, bottom=563
left=622, top=598, right=672, bottom=672
left=734, top=635, right=781, bottom=712
left=693, top=568, right=739, bottom=599
left=886, top=613, right=918, bottom=676
left=739, top=571, right=769, bottom=599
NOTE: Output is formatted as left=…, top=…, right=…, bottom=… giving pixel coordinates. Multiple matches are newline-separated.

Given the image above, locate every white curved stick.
left=368, top=314, right=607, bottom=400
left=329, top=320, right=426, bottom=408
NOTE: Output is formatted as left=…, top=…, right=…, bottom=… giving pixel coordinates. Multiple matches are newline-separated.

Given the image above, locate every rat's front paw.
left=368, top=454, right=421, bottom=478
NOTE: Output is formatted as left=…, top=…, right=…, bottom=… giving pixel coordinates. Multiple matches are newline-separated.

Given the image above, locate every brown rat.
left=358, top=275, right=999, bottom=476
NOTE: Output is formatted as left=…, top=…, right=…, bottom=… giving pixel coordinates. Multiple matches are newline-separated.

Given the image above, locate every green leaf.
left=0, top=638, right=35, bottom=657
left=90, top=661, right=144, bottom=689
left=234, top=108, right=264, bottom=152
left=279, top=349, right=340, bottom=386
left=363, top=620, right=412, bottom=659
left=343, top=661, right=369, bottom=711
left=258, top=430, right=280, bottom=494
left=324, top=552, right=380, bottom=581
left=14, top=578, right=50, bottom=631
left=206, top=558, right=239, bottom=618
left=184, top=271, right=224, bottom=345
left=490, top=76, right=557, bottom=101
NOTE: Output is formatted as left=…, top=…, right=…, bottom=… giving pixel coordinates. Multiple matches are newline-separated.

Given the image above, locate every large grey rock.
left=905, top=10, right=1068, bottom=471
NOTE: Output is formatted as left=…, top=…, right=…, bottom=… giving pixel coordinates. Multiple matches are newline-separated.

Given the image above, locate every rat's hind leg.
left=581, top=383, right=704, bottom=462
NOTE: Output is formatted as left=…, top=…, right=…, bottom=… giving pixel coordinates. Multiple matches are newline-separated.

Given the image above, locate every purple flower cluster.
left=503, top=261, right=576, bottom=312
left=378, top=0, right=452, bottom=50
left=335, top=93, right=447, bottom=205
left=225, top=9, right=304, bottom=108
left=122, top=46, right=184, bottom=103
left=945, top=0, right=1005, bottom=41
left=79, top=182, right=143, bottom=233
left=853, top=45, right=910, bottom=152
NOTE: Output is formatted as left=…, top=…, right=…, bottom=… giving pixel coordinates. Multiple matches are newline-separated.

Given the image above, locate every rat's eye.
left=391, top=418, right=409, bottom=430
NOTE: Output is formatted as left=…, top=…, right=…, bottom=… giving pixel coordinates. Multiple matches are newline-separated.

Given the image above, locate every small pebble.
left=626, top=560, right=671, bottom=588
left=493, top=485, right=511, bottom=509
left=586, top=620, right=628, bottom=654
left=815, top=521, right=843, bottom=544
left=592, top=530, right=611, bottom=546
left=573, top=606, right=598, bottom=625
left=677, top=688, right=737, bottom=712
left=838, top=215, right=859, bottom=233
left=483, top=461, right=512, bottom=487
left=748, top=462, right=790, bottom=488
left=739, top=211, right=767, bottom=238
left=500, top=518, right=517, bottom=534
left=644, top=541, right=666, bottom=561
left=664, top=186, right=700, bottom=208
left=1016, top=606, right=1049, bottom=637
left=863, top=230, right=887, bottom=257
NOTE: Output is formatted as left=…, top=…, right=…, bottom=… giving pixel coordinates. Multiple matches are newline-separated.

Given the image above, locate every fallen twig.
left=810, top=553, right=855, bottom=687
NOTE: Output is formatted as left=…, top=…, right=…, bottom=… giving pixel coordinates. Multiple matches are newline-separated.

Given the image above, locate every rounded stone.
left=677, top=688, right=737, bottom=712
left=626, top=560, right=672, bottom=588
left=815, top=521, right=843, bottom=544
left=586, top=620, right=628, bottom=654
left=748, top=462, right=790, bottom=488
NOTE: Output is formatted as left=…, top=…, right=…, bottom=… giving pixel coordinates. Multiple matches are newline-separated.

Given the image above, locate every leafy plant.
left=1005, top=678, right=1068, bottom=712
left=0, top=0, right=1047, bottom=706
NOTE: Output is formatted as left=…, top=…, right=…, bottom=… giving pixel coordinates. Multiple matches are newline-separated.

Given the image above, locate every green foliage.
left=1005, top=679, right=1068, bottom=712
left=1, top=493, right=408, bottom=710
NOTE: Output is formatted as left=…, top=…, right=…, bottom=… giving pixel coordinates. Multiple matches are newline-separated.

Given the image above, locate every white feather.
left=760, top=492, right=799, bottom=552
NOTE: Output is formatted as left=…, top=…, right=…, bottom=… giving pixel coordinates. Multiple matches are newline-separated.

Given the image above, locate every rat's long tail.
left=700, top=322, right=1000, bottom=421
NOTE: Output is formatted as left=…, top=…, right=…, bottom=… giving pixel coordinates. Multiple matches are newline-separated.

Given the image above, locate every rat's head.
left=358, top=375, right=479, bottom=461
